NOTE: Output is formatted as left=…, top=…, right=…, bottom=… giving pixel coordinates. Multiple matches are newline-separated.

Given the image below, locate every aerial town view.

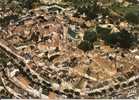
left=0, top=0, right=139, bottom=99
